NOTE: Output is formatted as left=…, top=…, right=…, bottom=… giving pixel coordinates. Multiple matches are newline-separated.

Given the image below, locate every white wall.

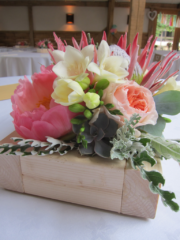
left=113, top=7, right=129, bottom=32
left=0, top=5, right=149, bottom=32
left=33, top=6, right=107, bottom=31
left=0, top=7, right=29, bottom=31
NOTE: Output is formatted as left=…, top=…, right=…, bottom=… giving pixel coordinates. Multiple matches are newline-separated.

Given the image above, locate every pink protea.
left=11, top=65, right=76, bottom=141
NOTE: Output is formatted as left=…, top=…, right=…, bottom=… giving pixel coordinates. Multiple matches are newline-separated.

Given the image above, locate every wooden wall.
left=0, top=30, right=149, bottom=48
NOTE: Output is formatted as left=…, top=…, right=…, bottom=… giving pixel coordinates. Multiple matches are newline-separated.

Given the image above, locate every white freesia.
left=88, top=40, right=129, bottom=82
left=52, top=50, right=65, bottom=63
left=51, top=78, right=85, bottom=106
left=53, top=45, right=94, bottom=79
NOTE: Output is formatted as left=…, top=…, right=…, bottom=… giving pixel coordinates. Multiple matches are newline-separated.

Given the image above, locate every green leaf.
left=98, top=89, right=103, bottom=98
left=139, top=138, right=151, bottom=146
left=141, top=133, right=180, bottom=162
left=71, top=118, right=85, bottom=125
left=133, top=151, right=156, bottom=167
left=69, top=104, right=86, bottom=113
left=105, top=103, right=114, bottom=109
left=142, top=169, right=165, bottom=186
left=95, top=79, right=109, bottom=91
left=154, top=90, right=180, bottom=115
left=109, top=109, right=123, bottom=116
left=165, top=200, right=179, bottom=212
left=138, top=115, right=166, bottom=136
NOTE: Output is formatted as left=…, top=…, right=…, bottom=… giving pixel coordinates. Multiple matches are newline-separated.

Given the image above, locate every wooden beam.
left=28, top=6, right=34, bottom=46
left=173, top=27, right=180, bottom=50
left=128, top=0, right=146, bottom=49
left=0, top=1, right=108, bottom=7
left=147, top=14, right=158, bottom=42
left=146, top=3, right=178, bottom=10
left=107, top=0, right=115, bottom=44
left=115, top=2, right=130, bottom=8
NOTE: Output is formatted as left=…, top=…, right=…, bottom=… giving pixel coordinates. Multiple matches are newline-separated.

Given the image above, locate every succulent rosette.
left=4, top=31, right=180, bottom=213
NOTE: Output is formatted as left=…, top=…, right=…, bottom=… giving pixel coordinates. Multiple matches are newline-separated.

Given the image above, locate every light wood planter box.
left=0, top=132, right=162, bottom=219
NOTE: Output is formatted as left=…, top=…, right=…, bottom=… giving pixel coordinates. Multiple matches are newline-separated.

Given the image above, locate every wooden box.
left=0, top=132, right=162, bottom=219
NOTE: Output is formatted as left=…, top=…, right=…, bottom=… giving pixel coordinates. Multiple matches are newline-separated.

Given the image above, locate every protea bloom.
left=11, top=65, right=76, bottom=141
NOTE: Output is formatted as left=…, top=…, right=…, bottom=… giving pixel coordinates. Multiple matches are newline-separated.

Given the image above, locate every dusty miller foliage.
left=111, top=114, right=154, bottom=166
left=110, top=114, right=179, bottom=212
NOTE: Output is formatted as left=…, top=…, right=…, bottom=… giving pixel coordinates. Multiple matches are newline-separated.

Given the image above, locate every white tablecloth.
left=0, top=52, right=51, bottom=77
left=0, top=76, right=180, bottom=240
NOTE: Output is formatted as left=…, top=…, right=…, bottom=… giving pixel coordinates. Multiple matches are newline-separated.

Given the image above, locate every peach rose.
left=102, top=81, right=158, bottom=127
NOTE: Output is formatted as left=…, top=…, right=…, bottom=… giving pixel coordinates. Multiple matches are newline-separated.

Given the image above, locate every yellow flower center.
left=36, top=96, right=51, bottom=109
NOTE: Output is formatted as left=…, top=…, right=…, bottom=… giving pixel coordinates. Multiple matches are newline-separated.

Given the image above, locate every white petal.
left=64, top=46, right=84, bottom=65
left=81, top=45, right=94, bottom=62
left=98, top=40, right=110, bottom=65
left=104, top=56, right=123, bottom=70
left=100, top=69, right=119, bottom=82
left=68, top=91, right=84, bottom=104
left=53, top=61, right=69, bottom=78
left=75, top=73, right=89, bottom=82
left=68, top=81, right=84, bottom=96
left=52, top=50, right=65, bottom=63
left=120, top=58, right=129, bottom=69
left=114, top=67, right=129, bottom=79
left=87, top=62, right=101, bottom=75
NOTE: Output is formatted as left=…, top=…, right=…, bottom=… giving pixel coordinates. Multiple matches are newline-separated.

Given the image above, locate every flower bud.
left=83, top=92, right=100, bottom=109
left=69, top=103, right=86, bottom=113
left=84, top=109, right=93, bottom=119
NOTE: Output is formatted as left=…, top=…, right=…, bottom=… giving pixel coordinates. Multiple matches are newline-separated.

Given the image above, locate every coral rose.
left=11, top=65, right=76, bottom=141
left=102, top=81, right=158, bottom=127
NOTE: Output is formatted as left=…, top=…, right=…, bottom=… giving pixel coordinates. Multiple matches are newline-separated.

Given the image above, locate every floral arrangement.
left=17, top=41, right=28, bottom=46
left=1, top=31, right=180, bottom=213
left=37, top=39, right=53, bottom=49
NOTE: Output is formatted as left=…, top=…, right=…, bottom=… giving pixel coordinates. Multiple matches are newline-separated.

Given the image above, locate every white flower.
left=52, top=50, right=65, bottom=63
left=53, top=45, right=94, bottom=79
left=51, top=78, right=85, bottom=106
left=88, top=40, right=129, bottom=82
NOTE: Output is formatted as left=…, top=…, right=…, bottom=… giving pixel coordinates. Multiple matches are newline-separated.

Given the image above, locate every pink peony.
left=11, top=65, right=76, bottom=141
left=102, top=81, right=158, bottom=127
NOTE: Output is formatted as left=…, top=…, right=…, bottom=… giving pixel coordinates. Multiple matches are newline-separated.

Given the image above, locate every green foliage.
left=71, top=118, right=85, bottom=125
left=98, top=89, right=103, bottom=98
left=110, top=114, right=179, bottom=212
left=0, top=137, right=75, bottom=156
left=154, top=91, right=180, bottom=115
left=110, top=114, right=148, bottom=161
left=69, top=104, right=86, bottom=113
left=139, top=115, right=166, bottom=136
left=105, top=103, right=115, bottom=109
left=95, top=79, right=109, bottom=91
left=156, top=14, right=176, bottom=37
left=141, top=133, right=180, bottom=163
left=109, top=110, right=123, bottom=116
left=88, top=89, right=96, bottom=93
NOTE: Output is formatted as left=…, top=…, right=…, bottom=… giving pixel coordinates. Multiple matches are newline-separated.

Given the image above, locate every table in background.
left=0, top=76, right=180, bottom=240
left=0, top=51, right=51, bottom=77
